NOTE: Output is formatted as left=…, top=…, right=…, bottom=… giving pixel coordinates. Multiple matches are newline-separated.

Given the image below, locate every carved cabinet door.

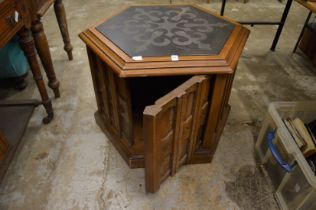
left=143, top=76, right=211, bottom=193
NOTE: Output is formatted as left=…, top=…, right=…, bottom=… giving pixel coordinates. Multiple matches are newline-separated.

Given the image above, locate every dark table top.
left=96, top=5, right=235, bottom=57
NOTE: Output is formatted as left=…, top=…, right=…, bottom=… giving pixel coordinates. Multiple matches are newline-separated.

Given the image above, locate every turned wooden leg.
left=32, top=19, right=60, bottom=98
left=54, top=0, right=73, bottom=60
left=19, top=27, right=54, bottom=124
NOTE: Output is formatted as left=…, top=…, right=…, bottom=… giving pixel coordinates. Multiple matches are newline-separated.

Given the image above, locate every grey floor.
left=0, top=0, right=316, bottom=209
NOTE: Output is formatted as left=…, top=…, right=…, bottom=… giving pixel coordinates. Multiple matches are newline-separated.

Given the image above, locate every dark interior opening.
left=127, top=75, right=191, bottom=143
left=128, top=75, right=191, bottom=119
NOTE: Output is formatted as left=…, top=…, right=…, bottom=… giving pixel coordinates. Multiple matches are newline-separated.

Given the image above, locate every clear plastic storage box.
left=255, top=101, right=316, bottom=210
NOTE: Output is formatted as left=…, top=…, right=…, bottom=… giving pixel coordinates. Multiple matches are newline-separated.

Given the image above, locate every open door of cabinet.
left=143, top=75, right=211, bottom=193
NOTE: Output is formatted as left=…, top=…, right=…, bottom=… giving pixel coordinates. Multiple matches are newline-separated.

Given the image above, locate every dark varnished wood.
left=143, top=76, right=211, bottom=193
left=0, top=0, right=54, bottom=123
left=27, top=0, right=73, bottom=60
left=31, top=19, right=60, bottom=97
left=86, top=47, right=245, bottom=192
left=54, top=0, right=73, bottom=60
left=0, top=0, right=29, bottom=48
left=0, top=0, right=60, bottom=97
left=80, top=4, right=250, bottom=193
left=27, top=0, right=73, bottom=97
left=18, top=27, right=54, bottom=124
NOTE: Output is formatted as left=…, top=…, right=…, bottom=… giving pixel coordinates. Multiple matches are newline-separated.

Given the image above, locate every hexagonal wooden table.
left=79, top=4, right=250, bottom=193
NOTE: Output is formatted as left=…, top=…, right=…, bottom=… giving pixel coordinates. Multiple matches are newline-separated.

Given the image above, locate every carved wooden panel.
left=173, top=82, right=199, bottom=172
left=87, top=48, right=120, bottom=135
left=143, top=76, right=210, bottom=193
left=188, top=76, right=212, bottom=156
left=88, top=47, right=134, bottom=145
left=115, top=77, right=134, bottom=145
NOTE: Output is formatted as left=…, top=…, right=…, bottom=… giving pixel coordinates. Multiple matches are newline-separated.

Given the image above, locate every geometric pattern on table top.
left=96, top=6, right=235, bottom=57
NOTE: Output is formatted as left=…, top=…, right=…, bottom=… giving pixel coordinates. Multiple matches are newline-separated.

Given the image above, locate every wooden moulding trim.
left=218, top=25, right=242, bottom=59
left=91, top=27, right=225, bottom=64
left=84, top=30, right=126, bottom=69
left=79, top=31, right=235, bottom=77
left=89, top=27, right=246, bottom=71
left=90, top=28, right=232, bottom=70
left=118, top=66, right=233, bottom=78
left=80, top=28, right=248, bottom=77
left=121, top=27, right=249, bottom=71
left=229, top=28, right=250, bottom=70
left=123, top=59, right=229, bottom=69
left=90, top=28, right=131, bottom=62
left=126, top=55, right=221, bottom=63
left=79, top=31, right=124, bottom=76
left=79, top=6, right=250, bottom=77
left=226, top=28, right=250, bottom=69
left=221, top=26, right=243, bottom=63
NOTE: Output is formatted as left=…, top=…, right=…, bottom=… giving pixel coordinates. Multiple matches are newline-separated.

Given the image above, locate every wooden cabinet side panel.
left=202, top=74, right=229, bottom=151
left=87, top=47, right=103, bottom=112
left=221, top=73, right=235, bottom=120
left=93, top=52, right=112, bottom=123
left=106, top=68, right=121, bottom=133
left=87, top=47, right=119, bottom=135
left=188, top=77, right=211, bottom=158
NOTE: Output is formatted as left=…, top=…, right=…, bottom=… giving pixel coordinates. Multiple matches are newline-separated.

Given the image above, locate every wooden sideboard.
left=80, top=4, right=250, bottom=193
left=0, top=0, right=54, bottom=123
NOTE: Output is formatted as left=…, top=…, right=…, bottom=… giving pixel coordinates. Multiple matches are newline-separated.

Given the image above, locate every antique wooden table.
left=0, top=0, right=54, bottom=123
left=80, top=4, right=249, bottom=193
left=1, top=0, right=73, bottom=99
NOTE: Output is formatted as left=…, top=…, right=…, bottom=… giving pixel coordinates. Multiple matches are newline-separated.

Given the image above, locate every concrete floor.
left=1, top=0, right=316, bottom=209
